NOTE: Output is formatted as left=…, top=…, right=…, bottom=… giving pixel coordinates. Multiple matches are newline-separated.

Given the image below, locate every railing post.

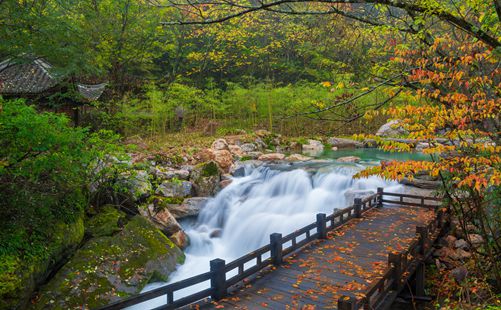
left=388, top=252, right=402, bottom=290
left=317, top=213, right=327, bottom=239
left=377, top=187, right=383, bottom=208
left=416, top=226, right=428, bottom=255
left=338, top=295, right=356, bottom=310
left=415, top=262, right=425, bottom=296
left=270, top=233, right=283, bottom=265
left=210, top=258, right=226, bottom=301
left=354, top=198, right=362, bottom=218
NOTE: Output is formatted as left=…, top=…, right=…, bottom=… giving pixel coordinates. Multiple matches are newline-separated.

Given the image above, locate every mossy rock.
left=85, top=205, right=126, bottom=238
left=0, top=217, right=84, bottom=310
left=31, top=216, right=184, bottom=310
left=198, top=161, right=220, bottom=177
left=190, top=161, right=221, bottom=196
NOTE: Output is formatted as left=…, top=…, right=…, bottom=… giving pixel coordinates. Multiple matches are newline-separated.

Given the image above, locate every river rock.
left=190, top=161, right=221, bottom=196
left=213, top=150, right=234, bottom=172
left=327, top=137, right=363, bottom=149
left=32, top=216, right=184, bottom=310
left=286, top=154, right=312, bottom=162
left=173, top=197, right=210, bottom=219
left=258, top=153, right=286, bottom=161
left=169, top=230, right=190, bottom=249
left=150, top=166, right=190, bottom=181
left=302, top=139, right=324, bottom=151
left=240, top=143, right=257, bottom=152
left=415, top=142, right=432, bottom=152
left=220, top=179, right=233, bottom=188
left=140, top=204, right=183, bottom=236
left=118, top=170, right=152, bottom=201
left=244, top=151, right=263, bottom=159
left=344, top=189, right=375, bottom=205
left=228, top=144, right=244, bottom=157
left=155, top=180, right=193, bottom=198
left=337, top=156, right=361, bottom=163
left=376, top=120, right=407, bottom=137
left=211, top=138, right=229, bottom=151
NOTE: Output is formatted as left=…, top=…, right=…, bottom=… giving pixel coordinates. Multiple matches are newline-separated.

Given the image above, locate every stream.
left=129, top=150, right=428, bottom=309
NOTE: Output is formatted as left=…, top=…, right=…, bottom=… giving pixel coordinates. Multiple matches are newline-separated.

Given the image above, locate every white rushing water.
left=129, top=162, right=402, bottom=309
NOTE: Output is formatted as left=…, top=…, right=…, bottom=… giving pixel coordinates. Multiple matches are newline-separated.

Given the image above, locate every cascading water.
left=129, top=162, right=402, bottom=309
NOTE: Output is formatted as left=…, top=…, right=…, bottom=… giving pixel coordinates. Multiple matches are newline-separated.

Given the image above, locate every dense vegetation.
left=0, top=0, right=500, bottom=308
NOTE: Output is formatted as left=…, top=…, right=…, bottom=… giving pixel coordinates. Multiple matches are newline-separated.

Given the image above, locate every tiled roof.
left=0, top=58, right=107, bottom=101
left=77, top=83, right=107, bottom=101
left=0, top=59, right=58, bottom=94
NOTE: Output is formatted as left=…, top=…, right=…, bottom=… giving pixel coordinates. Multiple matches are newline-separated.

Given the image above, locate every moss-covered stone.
left=85, top=205, right=126, bottom=238
left=0, top=217, right=84, bottom=310
left=199, top=161, right=219, bottom=177
left=190, top=161, right=221, bottom=196
left=31, top=216, right=184, bottom=310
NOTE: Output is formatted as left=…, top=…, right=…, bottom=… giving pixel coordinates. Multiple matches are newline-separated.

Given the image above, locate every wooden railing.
left=337, top=191, right=446, bottom=310
left=96, top=189, right=442, bottom=310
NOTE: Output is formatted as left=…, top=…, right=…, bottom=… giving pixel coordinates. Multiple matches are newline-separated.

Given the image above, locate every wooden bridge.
left=98, top=188, right=447, bottom=310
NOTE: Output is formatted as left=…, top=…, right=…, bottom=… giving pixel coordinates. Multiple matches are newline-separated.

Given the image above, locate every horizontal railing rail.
left=97, top=188, right=443, bottom=310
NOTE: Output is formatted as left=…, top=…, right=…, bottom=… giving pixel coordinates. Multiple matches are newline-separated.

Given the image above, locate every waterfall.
left=129, top=162, right=401, bottom=309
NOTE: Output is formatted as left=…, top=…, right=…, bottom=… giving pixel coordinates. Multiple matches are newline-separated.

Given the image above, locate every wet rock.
left=376, top=120, right=407, bottom=137
left=170, top=230, right=189, bottom=249
left=229, top=163, right=247, bottom=177
left=210, top=229, right=223, bottom=238
left=286, top=154, right=312, bottom=162
left=176, top=197, right=209, bottom=219
left=327, top=137, right=364, bottom=149
left=240, top=143, right=257, bottom=152
left=140, top=205, right=182, bottom=236
left=331, top=146, right=338, bottom=151
left=155, top=180, right=193, bottom=198
left=211, top=138, right=229, bottom=151
left=336, top=156, right=361, bottom=163
left=258, top=153, right=286, bottom=161
left=32, top=216, right=183, bottom=310
left=220, top=179, right=233, bottom=188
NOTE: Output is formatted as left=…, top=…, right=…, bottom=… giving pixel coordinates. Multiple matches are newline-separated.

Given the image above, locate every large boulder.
left=213, top=150, right=233, bottom=172
left=327, top=137, right=364, bottom=149
left=302, top=139, right=324, bottom=156
left=155, top=180, right=193, bottom=198
left=1, top=218, right=84, bottom=310
left=211, top=138, right=229, bottom=151
left=177, top=197, right=210, bottom=218
left=118, top=170, right=152, bottom=201
left=258, top=153, right=286, bottom=161
left=240, top=143, right=257, bottom=153
left=190, top=161, right=222, bottom=196
left=337, top=156, right=361, bottom=163
left=376, top=120, right=407, bottom=137
left=286, top=154, right=312, bottom=162
left=150, top=166, right=190, bottom=181
left=86, top=206, right=126, bottom=238
left=32, top=217, right=184, bottom=310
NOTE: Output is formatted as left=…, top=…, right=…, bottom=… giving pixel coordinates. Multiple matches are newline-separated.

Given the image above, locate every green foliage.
left=0, top=97, right=124, bottom=260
